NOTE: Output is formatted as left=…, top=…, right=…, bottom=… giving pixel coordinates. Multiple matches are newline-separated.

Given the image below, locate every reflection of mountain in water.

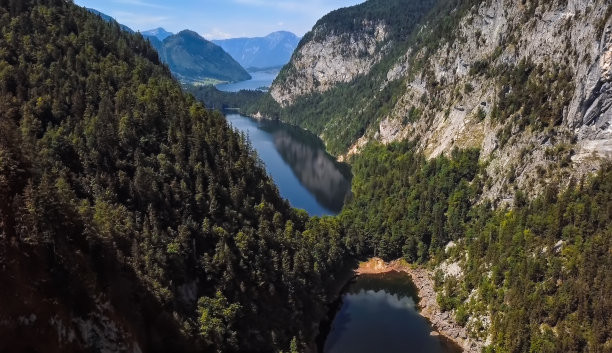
left=260, top=121, right=351, bottom=212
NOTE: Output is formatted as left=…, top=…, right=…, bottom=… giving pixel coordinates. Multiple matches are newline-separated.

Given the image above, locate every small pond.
left=323, top=271, right=462, bottom=353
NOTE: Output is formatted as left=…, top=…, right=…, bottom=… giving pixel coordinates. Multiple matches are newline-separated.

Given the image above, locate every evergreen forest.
left=0, top=1, right=610, bottom=353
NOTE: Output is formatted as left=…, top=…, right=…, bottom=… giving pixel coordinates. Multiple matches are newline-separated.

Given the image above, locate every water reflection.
left=324, top=272, right=461, bottom=353
left=226, top=114, right=351, bottom=215
left=262, top=124, right=352, bottom=213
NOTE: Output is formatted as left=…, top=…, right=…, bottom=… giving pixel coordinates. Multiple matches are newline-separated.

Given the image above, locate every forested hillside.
left=260, top=0, right=612, bottom=204
left=1, top=0, right=610, bottom=352
left=0, top=1, right=348, bottom=352
left=337, top=141, right=611, bottom=352
left=155, top=30, right=251, bottom=84
left=248, top=0, right=612, bottom=350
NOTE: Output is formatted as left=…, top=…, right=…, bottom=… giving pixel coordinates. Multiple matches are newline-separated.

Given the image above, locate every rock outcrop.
left=356, top=258, right=483, bottom=353
left=270, top=21, right=388, bottom=106
left=273, top=0, right=612, bottom=203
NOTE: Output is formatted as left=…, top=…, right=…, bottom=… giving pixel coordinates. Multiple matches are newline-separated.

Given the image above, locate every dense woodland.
left=340, top=142, right=482, bottom=262
left=0, top=1, right=610, bottom=353
left=0, top=1, right=349, bottom=352
left=186, top=84, right=264, bottom=112
left=339, top=140, right=611, bottom=352
left=440, top=167, right=612, bottom=353
left=248, top=0, right=485, bottom=155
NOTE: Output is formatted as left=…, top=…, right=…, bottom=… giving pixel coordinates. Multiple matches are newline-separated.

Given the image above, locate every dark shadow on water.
left=227, top=114, right=352, bottom=215
left=320, top=271, right=463, bottom=353
left=258, top=120, right=352, bottom=213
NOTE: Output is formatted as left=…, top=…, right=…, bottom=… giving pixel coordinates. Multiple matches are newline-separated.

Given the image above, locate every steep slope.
left=0, top=1, right=349, bottom=352
left=142, top=27, right=174, bottom=41
left=158, top=30, right=251, bottom=83
left=86, top=8, right=134, bottom=33
left=258, top=0, right=612, bottom=351
left=213, top=31, right=301, bottom=70
left=266, top=0, right=612, bottom=203
left=269, top=0, right=438, bottom=106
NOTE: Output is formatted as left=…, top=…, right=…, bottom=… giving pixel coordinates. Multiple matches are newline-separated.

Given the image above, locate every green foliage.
left=255, top=0, right=487, bottom=156
left=340, top=141, right=481, bottom=261
left=260, top=0, right=448, bottom=155
left=439, top=167, right=612, bottom=352
left=197, top=291, right=241, bottom=350
left=0, top=2, right=350, bottom=352
left=159, top=30, right=251, bottom=83
left=300, top=0, right=439, bottom=45
left=185, top=84, right=265, bottom=112
left=492, top=60, right=574, bottom=147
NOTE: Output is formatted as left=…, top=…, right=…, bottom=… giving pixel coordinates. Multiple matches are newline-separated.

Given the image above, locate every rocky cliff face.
left=378, top=0, right=611, bottom=202
left=272, top=0, right=612, bottom=202
left=270, top=21, right=388, bottom=106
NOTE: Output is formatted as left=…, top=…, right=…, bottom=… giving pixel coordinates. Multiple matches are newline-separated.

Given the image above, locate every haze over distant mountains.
left=213, top=31, right=301, bottom=70
left=85, top=8, right=298, bottom=82
left=145, top=30, right=251, bottom=83
left=84, top=8, right=249, bottom=83
left=142, top=27, right=174, bottom=41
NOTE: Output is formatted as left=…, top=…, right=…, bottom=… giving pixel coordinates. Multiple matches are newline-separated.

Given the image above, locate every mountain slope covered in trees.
left=150, top=30, right=251, bottom=84
left=0, top=1, right=347, bottom=352
left=256, top=0, right=612, bottom=203
left=1, top=0, right=611, bottom=352
left=229, top=0, right=612, bottom=351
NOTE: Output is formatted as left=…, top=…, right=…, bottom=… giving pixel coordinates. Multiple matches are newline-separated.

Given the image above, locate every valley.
left=225, top=114, right=351, bottom=216
left=0, top=0, right=611, bottom=353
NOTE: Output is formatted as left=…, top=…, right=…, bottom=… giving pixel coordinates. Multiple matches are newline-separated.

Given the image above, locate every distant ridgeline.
left=143, top=30, right=252, bottom=84
left=87, top=8, right=251, bottom=84
left=1, top=0, right=610, bottom=352
left=213, top=31, right=301, bottom=70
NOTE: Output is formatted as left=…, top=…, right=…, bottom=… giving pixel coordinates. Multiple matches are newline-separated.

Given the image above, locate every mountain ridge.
left=86, top=7, right=134, bottom=33
left=0, top=1, right=348, bottom=352
left=213, top=31, right=301, bottom=70
left=142, top=27, right=173, bottom=41
left=264, top=0, right=612, bottom=202
left=151, top=29, right=251, bottom=83
left=84, top=9, right=250, bottom=84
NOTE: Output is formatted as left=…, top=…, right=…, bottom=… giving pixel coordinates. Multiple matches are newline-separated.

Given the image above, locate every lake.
left=323, top=271, right=462, bottom=353
left=226, top=114, right=352, bottom=216
left=216, top=68, right=280, bottom=92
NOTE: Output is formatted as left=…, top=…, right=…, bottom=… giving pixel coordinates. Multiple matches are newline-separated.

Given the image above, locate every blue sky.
left=74, top=0, right=364, bottom=39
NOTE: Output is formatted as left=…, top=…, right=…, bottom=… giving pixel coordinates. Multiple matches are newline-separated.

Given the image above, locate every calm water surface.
left=324, top=271, right=462, bottom=353
left=226, top=114, right=351, bottom=216
left=216, top=68, right=280, bottom=92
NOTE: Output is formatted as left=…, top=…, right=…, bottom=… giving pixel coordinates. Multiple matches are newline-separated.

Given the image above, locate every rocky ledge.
left=357, top=258, right=483, bottom=353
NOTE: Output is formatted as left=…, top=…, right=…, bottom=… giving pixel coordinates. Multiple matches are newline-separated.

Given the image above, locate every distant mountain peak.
left=142, top=27, right=173, bottom=41
left=156, top=30, right=251, bottom=83
left=176, top=29, right=201, bottom=38
left=213, top=31, right=301, bottom=70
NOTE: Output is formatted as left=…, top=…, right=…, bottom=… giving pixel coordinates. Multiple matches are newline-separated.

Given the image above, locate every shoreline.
left=356, top=258, right=483, bottom=353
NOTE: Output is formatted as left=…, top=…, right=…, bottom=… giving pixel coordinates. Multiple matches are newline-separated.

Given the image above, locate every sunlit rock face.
left=270, top=21, right=388, bottom=107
